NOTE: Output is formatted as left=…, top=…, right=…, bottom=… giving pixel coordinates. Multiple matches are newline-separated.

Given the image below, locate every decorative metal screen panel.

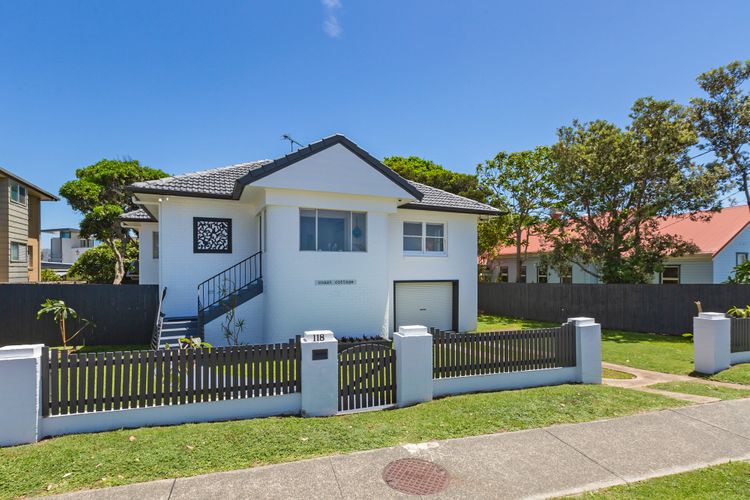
left=193, top=217, right=232, bottom=253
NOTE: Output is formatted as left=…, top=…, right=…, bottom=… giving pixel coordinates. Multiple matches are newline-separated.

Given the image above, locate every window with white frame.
left=537, top=265, right=548, bottom=283
left=497, top=266, right=509, bottom=282
left=737, top=252, right=748, bottom=266
left=661, top=265, right=680, bottom=284
left=299, top=209, right=367, bottom=252
left=402, top=222, right=445, bottom=254
left=559, top=264, right=573, bottom=284
left=10, top=242, right=26, bottom=262
left=10, top=181, right=27, bottom=205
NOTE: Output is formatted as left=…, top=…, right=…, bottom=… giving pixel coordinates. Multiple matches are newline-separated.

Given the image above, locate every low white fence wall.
left=0, top=317, right=602, bottom=447
left=694, top=313, right=750, bottom=374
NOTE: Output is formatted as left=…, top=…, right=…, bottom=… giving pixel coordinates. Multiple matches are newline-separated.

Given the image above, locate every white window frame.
left=9, top=181, right=27, bottom=206
left=737, top=252, right=748, bottom=266
left=402, top=221, right=447, bottom=256
left=537, top=265, right=548, bottom=283
left=299, top=209, right=367, bottom=252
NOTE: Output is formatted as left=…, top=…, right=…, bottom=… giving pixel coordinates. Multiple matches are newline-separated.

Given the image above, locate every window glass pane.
left=497, top=266, right=509, bottom=283
left=426, top=224, right=444, bottom=237
left=153, top=231, right=160, bottom=259
left=737, top=253, right=748, bottom=265
left=520, top=266, right=527, bottom=283
left=425, top=237, right=444, bottom=252
left=403, top=222, right=422, bottom=237
left=10, top=182, right=18, bottom=202
left=300, top=209, right=316, bottom=250
left=19, top=186, right=26, bottom=204
left=10, top=243, right=18, bottom=261
left=403, top=236, right=422, bottom=252
left=662, top=266, right=680, bottom=284
left=351, top=212, right=367, bottom=252
left=317, top=210, right=349, bottom=251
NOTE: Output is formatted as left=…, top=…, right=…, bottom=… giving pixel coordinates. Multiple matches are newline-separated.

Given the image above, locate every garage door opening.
left=394, top=281, right=458, bottom=332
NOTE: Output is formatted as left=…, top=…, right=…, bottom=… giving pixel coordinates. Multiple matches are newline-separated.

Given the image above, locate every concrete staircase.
left=157, top=316, right=200, bottom=349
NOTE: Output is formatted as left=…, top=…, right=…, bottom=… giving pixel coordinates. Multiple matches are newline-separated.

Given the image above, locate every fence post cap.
left=397, top=325, right=430, bottom=337
left=302, top=330, right=336, bottom=343
left=0, top=344, right=45, bottom=360
left=698, top=312, right=727, bottom=320
left=567, top=317, right=597, bottom=326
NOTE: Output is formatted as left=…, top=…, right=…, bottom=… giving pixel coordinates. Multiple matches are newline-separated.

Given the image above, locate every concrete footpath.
left=50, top=398, right=750, bottom=500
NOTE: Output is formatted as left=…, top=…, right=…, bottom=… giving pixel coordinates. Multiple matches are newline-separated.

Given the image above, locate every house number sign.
left=315, top=279, right=357, bottom=286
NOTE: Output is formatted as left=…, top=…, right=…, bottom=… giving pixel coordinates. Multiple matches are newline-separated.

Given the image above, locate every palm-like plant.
left=36, top=299, right=93, bottom=349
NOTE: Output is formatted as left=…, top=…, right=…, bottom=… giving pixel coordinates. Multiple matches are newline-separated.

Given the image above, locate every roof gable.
left=233, top=135, right=423, bottom=200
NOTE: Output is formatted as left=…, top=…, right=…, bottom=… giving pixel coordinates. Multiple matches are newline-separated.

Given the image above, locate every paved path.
left=602, top=362, right=749, bottom=403
left=49, top=398, right=750, bottom=500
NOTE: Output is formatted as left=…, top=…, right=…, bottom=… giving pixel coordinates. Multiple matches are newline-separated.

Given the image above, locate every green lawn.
left=52, top=345, right=150, bottom=353
left=475, top=314, right=557, bottom=332
left=706, top=364, right=750, bottom=385
left=602, top=368, right=635, bottom=380
left=650, top=381, right=750, bottom=400
left=0, top=385, right=684, bottom=499
left=600, top=329, right=695, bottom=375
left=575, top=461, right=750, bottom=499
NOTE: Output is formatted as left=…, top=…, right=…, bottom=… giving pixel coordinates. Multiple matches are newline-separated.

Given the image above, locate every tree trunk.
left=742, top=169, right=750, bottom=214
left=515, top=226, right=523, bottom=283
left=108, top=239, right=125, bottom=284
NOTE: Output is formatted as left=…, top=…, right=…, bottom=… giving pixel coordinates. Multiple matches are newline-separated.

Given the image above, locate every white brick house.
left=121, top=135, right=499, bottom=346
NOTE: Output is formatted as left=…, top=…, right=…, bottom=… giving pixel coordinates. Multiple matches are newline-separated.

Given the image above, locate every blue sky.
left=1, top=1, right=749, bottom=240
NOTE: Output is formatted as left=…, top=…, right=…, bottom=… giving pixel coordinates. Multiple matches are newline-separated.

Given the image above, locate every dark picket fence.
left=338, top=343, right=397, bottom=411
left=42, top=339, right=301, bottom=416
left=431, top=323, right=576, bottom=379
left=731, top=318, right=750, bottom=353
left=0, top=284, right=158, bottom=346
left=479, top=283, right=750, bottom=335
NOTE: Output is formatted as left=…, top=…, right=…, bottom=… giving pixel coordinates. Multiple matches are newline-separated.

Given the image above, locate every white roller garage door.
left=395, top=282, right=453, bottom=331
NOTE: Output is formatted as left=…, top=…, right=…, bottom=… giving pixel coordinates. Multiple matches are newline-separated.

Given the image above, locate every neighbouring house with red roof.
left=482, top=205, right=750, bottom=285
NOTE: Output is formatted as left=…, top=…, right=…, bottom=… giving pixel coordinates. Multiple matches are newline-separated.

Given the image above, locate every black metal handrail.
left=197, top=251, right=263, bottom=314
left=150, top=287, right=167, bottom=350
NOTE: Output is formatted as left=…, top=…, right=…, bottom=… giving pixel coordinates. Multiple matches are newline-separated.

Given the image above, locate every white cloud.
left=321, top=0, right=342, bottom=38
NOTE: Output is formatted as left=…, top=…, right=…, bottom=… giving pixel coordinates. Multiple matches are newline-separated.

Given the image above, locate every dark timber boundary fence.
left=479, top=283, right=750, bottom=335
left=731, top=318, right=750, bottom=353
left=0, top=284, right=158, bottom=346
left=42, top=339, right=301, bottom=416
left=431, top=324, right=576, bottom=379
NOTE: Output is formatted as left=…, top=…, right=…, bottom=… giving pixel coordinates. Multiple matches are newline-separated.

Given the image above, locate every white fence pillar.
left=568, top=317, right=602, bottom=384
left=300, top=330, right=338, bottom=417
left=693, top=312, right=731, bottom=375
left=393, top=325, right=433, bottom=407
left=0, top=344, right=44, bottom=446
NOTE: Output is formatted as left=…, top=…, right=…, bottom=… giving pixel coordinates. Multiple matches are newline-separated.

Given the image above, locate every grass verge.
left=475, top=314, right=557, bottom=332
left=650, top=381, right=750, bottom=400
left=0, top=385, right=685, bottom=499
left=602, top=368, right=636, bottom=380
left=706, top=364, right=750, bottom=385
left=575, top=461, right=750, bottom=499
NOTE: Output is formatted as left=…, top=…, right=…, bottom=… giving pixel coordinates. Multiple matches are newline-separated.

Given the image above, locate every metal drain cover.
left=382, top=458, right=449, bottom=495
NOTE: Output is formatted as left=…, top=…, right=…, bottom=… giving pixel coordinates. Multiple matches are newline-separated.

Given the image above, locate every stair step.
left=165, top=316, right=198, bottom=322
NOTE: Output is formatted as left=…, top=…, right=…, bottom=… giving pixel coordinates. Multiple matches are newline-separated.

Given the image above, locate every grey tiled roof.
left=120, top=208, right=156, bottom=222
left=127, top=135, right=501, bottom=215
left=400, top=181, right=501, bottom=215
left=129, top=160, right=271, bottom=198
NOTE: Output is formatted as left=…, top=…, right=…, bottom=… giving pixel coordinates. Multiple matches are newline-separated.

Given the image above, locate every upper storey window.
left=403, top=222, right=446, bottom=255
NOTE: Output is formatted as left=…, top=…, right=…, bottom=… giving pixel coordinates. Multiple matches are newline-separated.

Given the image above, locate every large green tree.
left=547, top=97, right=724, bottom=283
left=59, top=159, right=167, bottom=284
left=477, top=146, right=556, bottom=281
left=383, top=156, right=491, bottom=203
left=67, top=241, right=139, bottom=284
left=691, top=60, right=750, bottom=210
left=384, top=156, right=506, bottom=256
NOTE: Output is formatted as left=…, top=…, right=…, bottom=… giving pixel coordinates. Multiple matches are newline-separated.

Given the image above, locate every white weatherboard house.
left=121, top=135, right=499, bottom=346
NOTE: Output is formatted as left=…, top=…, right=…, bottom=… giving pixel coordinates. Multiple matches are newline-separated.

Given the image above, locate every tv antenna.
left=281, top=134, right=304, bottom=152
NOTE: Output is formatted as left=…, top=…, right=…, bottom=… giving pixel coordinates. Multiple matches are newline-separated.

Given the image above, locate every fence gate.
left=338, top=342, right=396, bottom=412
